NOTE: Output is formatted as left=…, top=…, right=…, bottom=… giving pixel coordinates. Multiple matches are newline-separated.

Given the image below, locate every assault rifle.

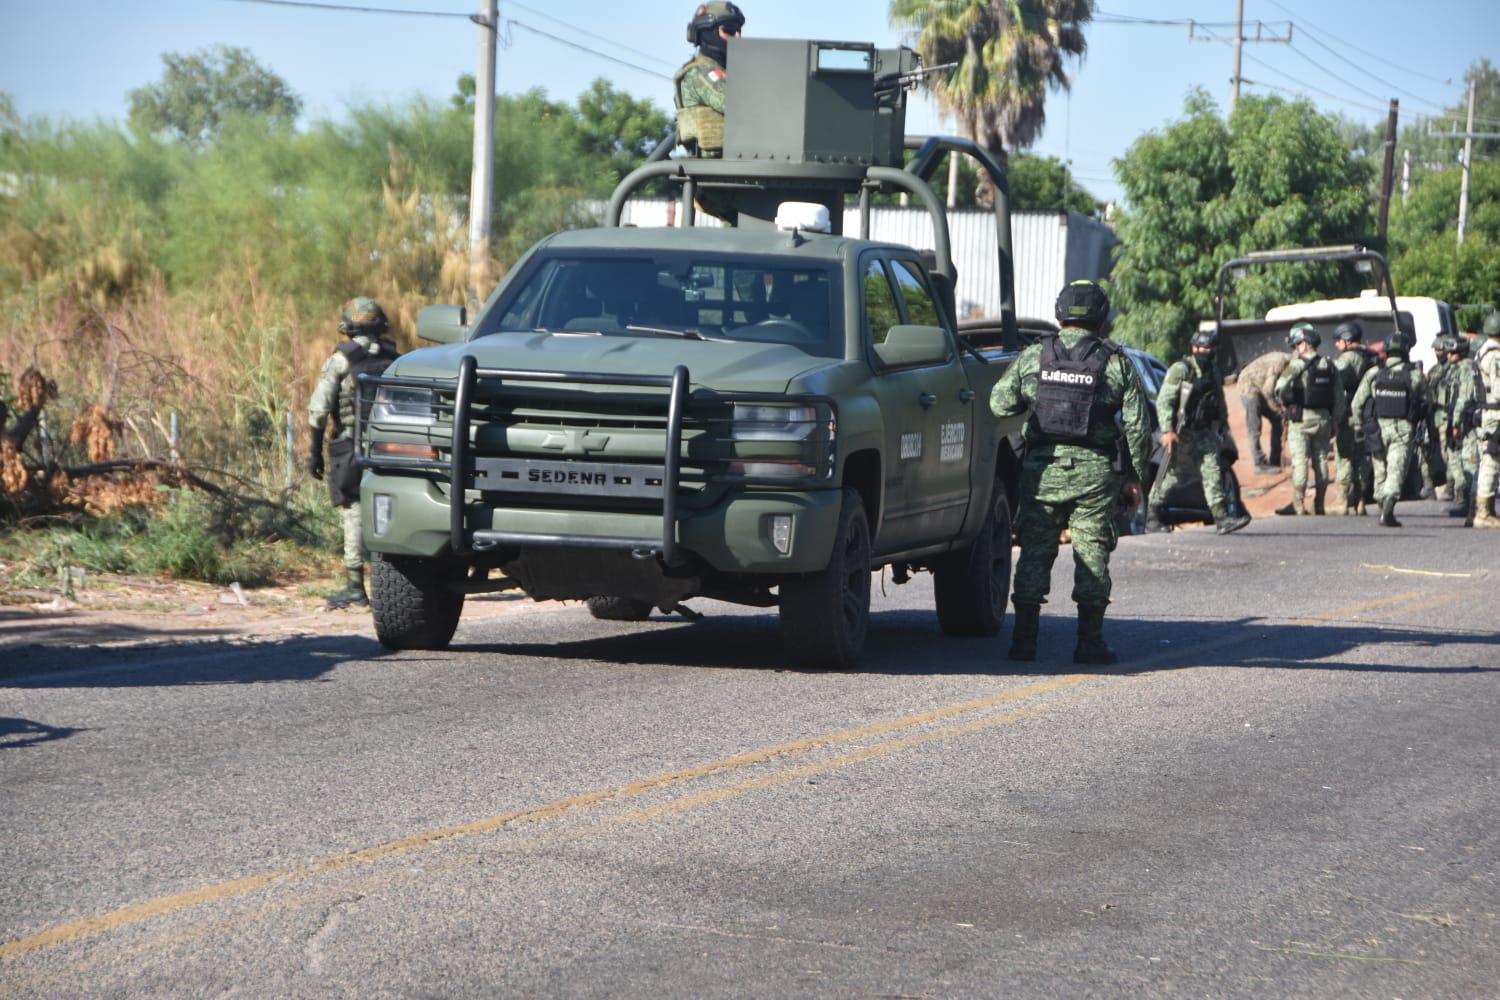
left=874, top=61, right=959, bottom=95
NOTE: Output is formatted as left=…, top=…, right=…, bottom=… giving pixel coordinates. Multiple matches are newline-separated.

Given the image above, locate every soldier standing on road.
left=1149, top=328, right=1250, bottom=534
left=1235, top=349, right=1291, bottom=472
left=990, top=281, right=1153, bottom=666
left=1332, top=321, right=1373, bottom=515
left=307, top=298, right=401, bottom=609
left=1473, top=313, right=1500, bottom=529
left=1274, top=324, right=1345, bottom=516
left=1442, top=333, right=1483, bottom=523
left=1351, top=331, right=1430, bottom=528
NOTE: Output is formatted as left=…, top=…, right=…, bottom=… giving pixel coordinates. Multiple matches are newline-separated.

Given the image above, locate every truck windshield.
left=485, top=254, right=840, bottom=358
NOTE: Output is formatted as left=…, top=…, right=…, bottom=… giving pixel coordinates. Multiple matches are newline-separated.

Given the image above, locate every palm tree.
left=890, top=0, right=1092, bottom=193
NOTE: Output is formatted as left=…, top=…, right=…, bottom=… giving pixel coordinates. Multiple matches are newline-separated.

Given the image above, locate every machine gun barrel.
left=873, top=61, right=958, bottom=94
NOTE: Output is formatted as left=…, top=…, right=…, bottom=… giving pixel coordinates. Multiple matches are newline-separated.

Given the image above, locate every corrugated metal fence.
left=597, top=199, right=1118, bottom=321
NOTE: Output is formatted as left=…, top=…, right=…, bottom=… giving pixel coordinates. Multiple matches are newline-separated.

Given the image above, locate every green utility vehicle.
left=356, top=39, right=1028, bottom=668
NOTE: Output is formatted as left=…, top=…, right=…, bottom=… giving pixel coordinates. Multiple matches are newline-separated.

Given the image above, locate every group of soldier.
left=302, top=3, right=1500, bottom=670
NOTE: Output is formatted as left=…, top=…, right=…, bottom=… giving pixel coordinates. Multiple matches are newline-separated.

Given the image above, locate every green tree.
left=933, top=151, right=1099, bottom=213
left=128, top=45, right=301, bottom=147
left=568, top=79, right=672, bottom=181
left=1110, top=91, right=1376, bottom=360
left=889, top=0, right=1092, bottom=188
left=1388, top=160, right=1500, bottom=308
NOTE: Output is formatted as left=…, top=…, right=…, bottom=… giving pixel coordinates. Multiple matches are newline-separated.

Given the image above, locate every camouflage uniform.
left=1235, top=351, right=1290, bottom=468
left=990, top=328, right=1152, bottom=608
left=1475, top=334, right=1500, bottom=527
left=1333, top=345, right=1371, bottom=511
left=1351, top=354, right=1430, bottom=524
left=1275, top=352, right=1346, bottom=513
left=1149, top=353, right=1229, bottom=515
left=674, top=53, right=727, bottom=155
left=1441, top=346, right=1482, bottom=519
left=308, top=298, right=399, bottom=605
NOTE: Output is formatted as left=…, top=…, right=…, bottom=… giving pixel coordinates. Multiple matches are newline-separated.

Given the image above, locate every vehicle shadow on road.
left=0, top=635, right=390, bottom=689
left=447, top=608, right=1500, bottom=676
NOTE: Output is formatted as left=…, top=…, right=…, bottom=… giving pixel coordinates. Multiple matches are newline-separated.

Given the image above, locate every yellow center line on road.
left=0, top=585, right=1450, bottom=966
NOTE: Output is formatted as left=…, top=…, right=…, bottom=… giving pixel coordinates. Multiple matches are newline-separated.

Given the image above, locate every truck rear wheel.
left=779, top=488, right=870, bottom=670
left=370, top=553, right=465, bottom=651
left=586, top=596, right=654, bottom=621
left=934, top=478, right=1012, bottom=637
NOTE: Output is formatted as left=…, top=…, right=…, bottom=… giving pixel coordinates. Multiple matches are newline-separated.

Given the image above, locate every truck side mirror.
left=417, top=304, right=468, bottom=344
left=873, top=324, right=950, bottom=369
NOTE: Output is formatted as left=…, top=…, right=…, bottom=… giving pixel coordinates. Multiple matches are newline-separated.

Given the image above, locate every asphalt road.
left=3, top=500, right=1497, bottom=998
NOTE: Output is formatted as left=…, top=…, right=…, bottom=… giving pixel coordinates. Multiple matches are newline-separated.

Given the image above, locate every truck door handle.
left=958, top=388, right=975, bottom=403
left=919, top=392, right=937, bottom=408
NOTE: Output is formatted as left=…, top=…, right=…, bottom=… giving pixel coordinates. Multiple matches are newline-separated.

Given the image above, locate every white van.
left=1265, top=291, right=1458, bottom=372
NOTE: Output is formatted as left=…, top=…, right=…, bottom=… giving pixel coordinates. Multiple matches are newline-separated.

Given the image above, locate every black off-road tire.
left=933, top=478, right=1012, bottom=637
left=370, top=553, right=465, bottom=651
left=586, top=596, right=654, bottom=621
left=779, top=488, right=871, bottom=670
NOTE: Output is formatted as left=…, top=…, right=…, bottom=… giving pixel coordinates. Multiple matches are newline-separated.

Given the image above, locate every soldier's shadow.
left=446, top=607, right=1500, bottom=676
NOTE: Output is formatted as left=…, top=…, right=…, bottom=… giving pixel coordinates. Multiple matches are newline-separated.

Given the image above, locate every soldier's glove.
left=307, top=426, right=325, bottom=480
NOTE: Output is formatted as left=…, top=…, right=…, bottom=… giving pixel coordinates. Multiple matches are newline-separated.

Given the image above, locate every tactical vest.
left=1372, top=362, right=1415, bottom=420
left=1174, top=359, right=1221, bottom=432
left=334, top=337, right=400, bottom=435
left=1031, top=333, right=1116, bottom=441
left=1302, top=356, right=1336, bottom=411
left=674, top=55, right=725, bottom=154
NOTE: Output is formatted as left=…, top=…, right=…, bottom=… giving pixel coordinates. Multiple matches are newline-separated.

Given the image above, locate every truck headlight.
left=732, top=404, right=819, bottom=441
left=370, top=386, right=435, bottom=426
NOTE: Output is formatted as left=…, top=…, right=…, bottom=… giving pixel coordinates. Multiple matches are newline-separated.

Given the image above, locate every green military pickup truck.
left=355, top=39, right=1028, bottom=668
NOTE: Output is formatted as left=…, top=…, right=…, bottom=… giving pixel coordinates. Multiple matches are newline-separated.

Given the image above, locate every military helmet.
left=339, top=296, right=389, bottom=336
left=1484, top=311, right=1500, bottom=338
left=1451, top=334, right=1472, bottom=357
left=1190, top=328, right=1219, bottom=350
left=1433, top=333, right=1457, bottom=355
left=1054, top=280, right=1110, bottom=328
left=686, top=1, right=745, bottom=43
left=1333, top=319, right=1363, bottom=343
left=1287, top=322, right=1321, bottom=349
left=1384, top=331, right=1409, bottom=356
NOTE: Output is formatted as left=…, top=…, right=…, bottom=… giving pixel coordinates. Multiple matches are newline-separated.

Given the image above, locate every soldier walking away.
left=1441, top=333, right=1483, bottom=523
left=307, top=298, right=401, bottom=608
left=1351, top=331, right=1430, bottom=528
left=1235, top=349, right=1290, bottom=472
left=1149, top=328, right=1250, bottom=534
left=1473, top=313, right=1500, bottom=529
left=990, top=281, right=1153, bottom=665
left=1274, top=323, right=1345, bottom=515
left=1332, top=321, right=1374, bottom=514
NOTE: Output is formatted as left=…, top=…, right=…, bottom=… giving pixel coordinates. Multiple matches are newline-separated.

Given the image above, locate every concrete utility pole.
left=1458, top=78, right=1476, bottom=244
left=468, top=0, right=498, bottom=305
left=1231, top=0, right=1244, bottom=112
left=1402, top=147, right=1411, bottom=204
left=1377, top=99, right=1399, bottom=237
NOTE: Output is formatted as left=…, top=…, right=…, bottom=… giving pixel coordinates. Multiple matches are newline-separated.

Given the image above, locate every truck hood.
left=391, top=331, right=827, bottom=393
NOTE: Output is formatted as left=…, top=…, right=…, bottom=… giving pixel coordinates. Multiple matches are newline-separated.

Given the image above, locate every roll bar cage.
left=1214, top=245, right=1401, bottom=339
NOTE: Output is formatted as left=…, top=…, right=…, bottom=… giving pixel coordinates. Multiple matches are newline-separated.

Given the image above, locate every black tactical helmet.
left=1190, top=328, right=1219, bottom=349
left=1333, top=319, right=1363, bottom=343
left=1484, top=311, right=1500, bottom=338
left=1384, top=330, right=1409, bottom=356
left=339, top=296, right=389, bottom=336
left=1451, top=334, right=1472, bottom=357
left=1433, top=333, right=1457, bottom=355
left=1054, top=280, right=1110, bottom=328
left=686, top=2, right=745, bottom=44
left=1287, top=322, right=1321, bottom=349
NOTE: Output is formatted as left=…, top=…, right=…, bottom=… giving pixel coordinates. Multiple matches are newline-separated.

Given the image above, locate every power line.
left=1260, top=0, right=1453, bottom=87
left=1239, top=74, right=1390, bottom=116
left=505, top=20, right=671, bottom=81
left=225, top=0, right=469, bottom=16
left=1282, top=42, right=1394, bottom=106
left=504, top=1, right=676, bottom=69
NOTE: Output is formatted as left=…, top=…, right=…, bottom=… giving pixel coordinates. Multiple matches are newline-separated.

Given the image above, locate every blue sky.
left=2, top=0, right=1495, bottom=203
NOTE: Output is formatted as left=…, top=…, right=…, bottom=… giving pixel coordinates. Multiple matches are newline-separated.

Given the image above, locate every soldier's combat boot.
left=1474, top=496, right=1500, bottom=529
left=1073, top=604, right=1118, bottom=665
left=1313, top=486, right=1327, bottom=515
left=1378, top=497, right=1402, bottom=528
left=325, top=567, right=369, bottom=609
left=1341, top=487, right=1357, bottom=516
left=1447, top=485, right=1470, bottom=517
left=1274, top=492, right=1304, bottom=516
left=1144, top=506, right=1170, bottom=533
left=1212, top=505, right=1250, bottom=535
left=1007, top=601, right=1041, bottom=661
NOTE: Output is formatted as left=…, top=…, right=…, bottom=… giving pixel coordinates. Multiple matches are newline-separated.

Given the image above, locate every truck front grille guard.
left=357, top=361, right=835, bottom=565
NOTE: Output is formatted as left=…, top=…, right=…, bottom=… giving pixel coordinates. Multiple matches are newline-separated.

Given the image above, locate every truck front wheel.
left=933, top=478, right=1012, bottom=637
left=370, top=553, right=465, bottom=650
left=779, top=487, right=871, bottom=670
